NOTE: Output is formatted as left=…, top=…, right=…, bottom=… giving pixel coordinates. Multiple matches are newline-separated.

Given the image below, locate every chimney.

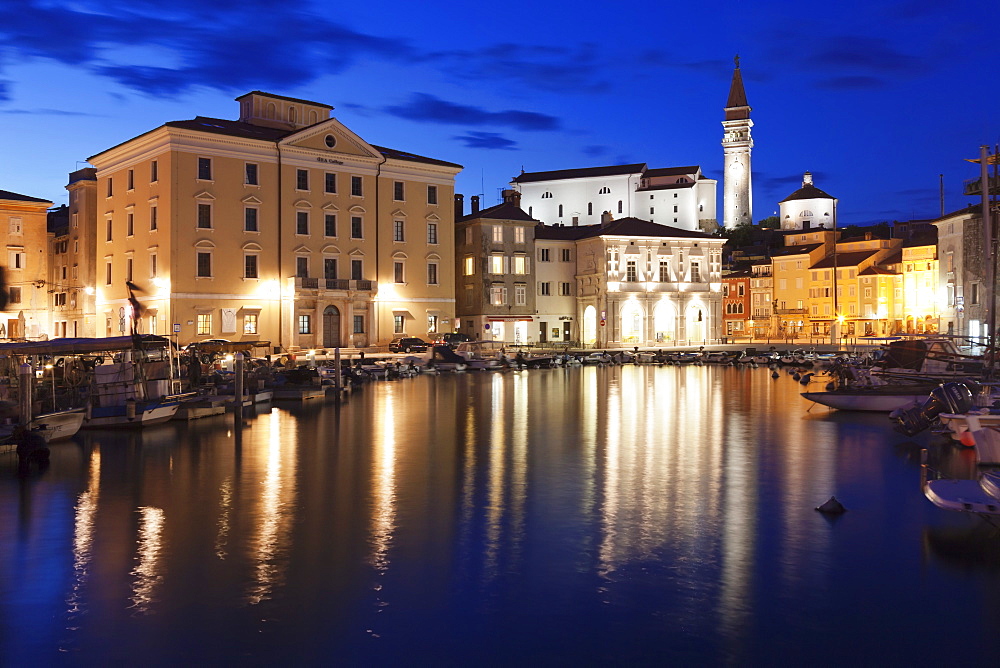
left=471, top=195, right=480, bottom=214
left=502, top=189, right=521, bottom=207
left=803, top=171, right=813, bottom=187
left=454, top=193, right=464, bottom=220
left=601, top=211, right=613, bottom=226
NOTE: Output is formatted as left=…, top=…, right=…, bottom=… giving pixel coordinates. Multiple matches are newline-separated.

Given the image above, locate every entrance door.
left=563, top=321, right=571, bottom=341
left=323, top=305, right=341, bottom=347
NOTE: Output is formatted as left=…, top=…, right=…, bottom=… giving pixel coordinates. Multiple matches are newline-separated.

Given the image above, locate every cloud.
left=425, top=43, right=609, bottom=93
left=0, top=107, right=99, bottom=116
left=0, top=80, right=9, bottom=102
left=453, top=132, right=518, bottom=150
left=807, top=37, right=918, bottom=72
left=583, top=145, right=611, bottom=158
left=385, top=93, right=560, bottom=131
left=815, top=76, right=887, bottom=90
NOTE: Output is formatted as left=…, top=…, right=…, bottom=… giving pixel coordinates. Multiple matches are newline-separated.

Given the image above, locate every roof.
left=726, top=65, right=749, bottom=108
left=511, top=163, right=646, bottom=184
left=772, top=243, right=823, bottom=257
left=459, top=201, right=538, bottom=223
left=881, top=250, right=903, bottom=265
left=810, top=250, right=878, bottom=269
left=644, top=166, right=700, bottom=177
left=91, top=116, right=460, bottom=168
left=858, top=266, right=898, bottom=276
left=635, top=181, right=696, bottom=192
left=535, top=217, right=716, bottom=241
left=0, top=189, right=51, bottom=204
left=235, top=91, right=332, bottom=109
left=780, top=183, right=836, bottom=203
left=722, top=270, right=753, bottom=279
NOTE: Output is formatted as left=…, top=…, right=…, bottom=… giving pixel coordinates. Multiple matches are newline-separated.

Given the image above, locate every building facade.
left=778, top=172, right=837, bottom=231
left=0, top=189, right=53, bottom=339
left=86, top=91, right=461, bottom=350
left=722, top=58, right=753, bottom=229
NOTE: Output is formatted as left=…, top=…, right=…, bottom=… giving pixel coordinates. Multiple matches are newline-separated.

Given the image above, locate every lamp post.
left=747, top=319, right=754, bottom=342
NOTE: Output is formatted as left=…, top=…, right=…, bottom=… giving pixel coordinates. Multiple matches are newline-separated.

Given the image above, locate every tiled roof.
left=780, top=183, right=836, bottom=202
left=772, top=243, right=823, bottom=256
left=0, top=189, right=51, bottom=204
left=810, top=250, right=877, bottom=269
left=235, top=91, right=332, bottom=109
left=858, top=266, right=898, bottom=276
left=459, top=201, right=538, bottom=223
left=511, top=163, right=647, bottom=183
left=370, top=144, right=462, bottom=168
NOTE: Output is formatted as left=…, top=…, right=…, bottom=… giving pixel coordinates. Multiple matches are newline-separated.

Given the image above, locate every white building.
left=778, top=172, right=838, bottom=231
left=511, top=164, right=717, bottom=233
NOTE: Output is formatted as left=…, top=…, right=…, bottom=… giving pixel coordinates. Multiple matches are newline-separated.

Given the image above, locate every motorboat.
left=801, top=384, right=940, bottom=412
left=921, top=449, right=1000, bottom=517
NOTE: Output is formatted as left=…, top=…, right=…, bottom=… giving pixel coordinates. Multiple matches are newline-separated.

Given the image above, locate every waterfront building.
left=722, top=57, right=752, bottom=229
left=46, top=168, right=100, bottom=338
left=778, top=172, right=837, bottom=231
left=721, top=269, right=751, bottom=338
left=0, top=188, right=52, bottom=339
left=900, top=230, right=939, bottom=334
left=86, top=91, right=462, bottom=349
left=510, top=164, right=717, bottom=233
left=932, top=204, right=985, bottom=339
left=771, top=231, right=834, bottom=337
left=454, top=191, right=541, bottom=344
left=748, top=261, right=773, bottom=339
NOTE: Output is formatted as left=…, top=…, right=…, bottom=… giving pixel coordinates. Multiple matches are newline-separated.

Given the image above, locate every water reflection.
left=67, top=450, right=101, bottom=618
left=370, top=385, right=397, bottom=574
left=129, top=506, right=165, bottom=614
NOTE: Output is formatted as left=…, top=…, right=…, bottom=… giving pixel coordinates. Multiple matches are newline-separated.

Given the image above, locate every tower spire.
left=722, top=57, right=753, bottom=229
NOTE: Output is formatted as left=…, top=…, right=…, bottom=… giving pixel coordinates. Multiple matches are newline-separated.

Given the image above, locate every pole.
left=831, top=200, right=839, bottom=345
left=234, top=352, right=244, bottom=412
left=334, top=347, right=342, bottom=396
left=18, top=362, right=31, bottom=426
left=982, top=146, right=995, bottom=372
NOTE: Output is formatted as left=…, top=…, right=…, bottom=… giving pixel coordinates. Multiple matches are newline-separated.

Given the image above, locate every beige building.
left=0, top=188, right=53, bottom=339
left=46, top=168, right=100, bottom=338
left=87, top=91, right=461, bottom=350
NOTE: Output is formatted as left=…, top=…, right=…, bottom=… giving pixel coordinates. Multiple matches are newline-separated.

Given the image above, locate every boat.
left=801, top=385, right=939, bottom=412
left=921, top=449, right=1000, bottom=517
left=0, top=408, right=86, bottom=444
left=173, top=393, right=231, bottom=420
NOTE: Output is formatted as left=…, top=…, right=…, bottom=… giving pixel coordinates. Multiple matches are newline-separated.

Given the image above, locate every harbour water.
left=2, top=364, right=999, bottom=665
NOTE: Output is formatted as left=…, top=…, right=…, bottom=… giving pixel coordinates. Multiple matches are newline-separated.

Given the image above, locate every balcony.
left=774, top=307, right=808, bottom=315
left=963, top=175, right=1000, bottom=197
left=293, top=277, right=375, bottom=293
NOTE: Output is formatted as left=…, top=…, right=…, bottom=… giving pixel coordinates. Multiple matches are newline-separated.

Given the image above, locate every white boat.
left=922, top=450, right=1000, bottom=516
left=83, top=399, right=180, bottom=429
left=0, top=408, right=86, bottom=443
left=801, top=385, right=938, bottom=412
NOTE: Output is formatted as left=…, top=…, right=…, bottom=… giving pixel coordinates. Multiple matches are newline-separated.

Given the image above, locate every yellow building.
left=771, top=230, right=833, bottom=337
left=0, top=188, right=52, bottom=339
left=900, top=236, right=939, bottom=333
left=87, top=91, right=461, bottom=350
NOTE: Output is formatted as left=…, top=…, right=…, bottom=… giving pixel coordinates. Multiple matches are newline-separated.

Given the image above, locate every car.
left=389, top=336, right=429, bottom=353
left=431, top=332, right=474, bottom=348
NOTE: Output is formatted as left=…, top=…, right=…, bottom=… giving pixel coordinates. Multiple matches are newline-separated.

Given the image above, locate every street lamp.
left=747, top=319, right=755, bottom=342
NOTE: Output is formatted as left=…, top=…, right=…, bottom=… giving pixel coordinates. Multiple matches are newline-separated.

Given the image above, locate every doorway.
left=323, top=305, right=341, bottom=348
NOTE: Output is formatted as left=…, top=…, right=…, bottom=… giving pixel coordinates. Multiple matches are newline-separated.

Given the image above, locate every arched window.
left=528, top=206, right=532, bottom=217
left=558, top=204, right=563, bottom=217
left=800, top=210, right=814, bottom=217
left=541, top=192, right=553, bottom=199
left=617, top=200, right=623, bottom=214
left=676, top=178, right=687, bottom=184
left=588, top=202, right=593, bottom=215
left=598, top=186, right=611, bottom=194
left=288, top=107, right=297, bottom=124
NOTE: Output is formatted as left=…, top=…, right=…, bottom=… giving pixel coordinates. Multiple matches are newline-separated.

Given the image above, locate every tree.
left=758, top=215, right=780, bottom=229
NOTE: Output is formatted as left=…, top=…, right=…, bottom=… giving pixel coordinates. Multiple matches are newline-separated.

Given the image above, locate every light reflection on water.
left=2, top=365, right=1000, bottom=664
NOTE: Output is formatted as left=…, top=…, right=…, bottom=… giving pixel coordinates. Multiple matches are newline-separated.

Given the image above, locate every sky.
left=1, top=0, right=998, bottom=227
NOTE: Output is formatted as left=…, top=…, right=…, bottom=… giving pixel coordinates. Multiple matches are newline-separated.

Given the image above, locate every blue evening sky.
left=0, top=0, right=997, bottom=226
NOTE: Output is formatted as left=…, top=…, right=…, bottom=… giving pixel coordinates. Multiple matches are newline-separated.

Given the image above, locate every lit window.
left=197, top=313, right=211, bottom=335
left=490, top=255, right=504, bottom=274
left=298, top=314, right=311, bottom=334
left=244, top=313, right=258, bottom=334
left=464, top=256, right=475, bottom=275
left=513, top=256, right=527, bottom=274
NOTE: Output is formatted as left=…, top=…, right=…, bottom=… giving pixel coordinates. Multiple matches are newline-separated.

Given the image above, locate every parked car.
left=433, top=332, right=474, bottom=348
left=389, top=337, right=429, bottom=353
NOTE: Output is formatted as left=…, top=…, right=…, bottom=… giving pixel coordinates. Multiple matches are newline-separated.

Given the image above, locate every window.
left=127, top=212, right=134, bottom=236
left=245, top=207, right=258, bottom=232
left=197, top=203, right=212, bottom=229
left=490, top=255, right=504, bottom=274
left=245, top=163, right=258, bottom=185
left=650, top=207, right=655, bottom=214
left=150, top=206, right=158, bottom=231
left=691, top=262, right=701, bottom=282
left=324, top=258, right=337, bottom=279
left=351, top=176, right=363, bottom=196
left=324, top=173, right=336, bottom=194
left=8, top=287, right=20, bottom=304
left=599, top=186, right=610, bottom=194
left=427, top=262, right=438, bottom=285
left=151, top=160, right=158, bottom=183
left=245, top=254, right=258, bottom=279
left=541, top=191, right=553, bottom=199
left=107, top=178, right=113, bottom=198
left=427, top=185, right=438, bottom=205
left=618, top=201, right=623, bottom=214
left=351, top=216, right=362, bottom=238
left=105, top=261, right=112, bottom=285
left=673, top=205, right=678, bottom=213
left=296, top=169, right=309, bottom=191
left=106, top=218, right=113, bottom=241
left=558, top=204, right=563, bottom=217
left=351, top=259, right=362, bottom=280
left=353, top=315, right=364, bottom=334
left=393, top=181, right=404, bottom=201
left=540, top=248, right=551, bottom=262
left=626, top=260, right=637, bottom=282
left=126, top=257, right=133, bottom=282
left=393, top=220, right=405, bottom=242
left=540, top=282, right=551, bottom=296
left=7, top=250, right=24, bottom=270
left=325, top=134, right=336, bottom=148
left=515, top=284, right=526, bottom=305
left=492, top=225, right=503, bottom=243
left=561, top=248, right=571, bottom=262
left=321, top=214, right=335, bottom=237
left=296, top=211, right=309, bottom=235
left=394, top=261, right=404, bottom=283
left=197, top=313, right=211, bottom=335
left=588, top=202, right=593, bottom=216
left=427, top=222, right=438, bottom=244
left=296, top=256, right=309, bottom=278
left=198, top=157, right=212, bottom=180
left=490, top=285, right=507, bottom=305
left=197, top=251, right=212, bottom=277
left=463, top=257, right=474, bottom=275
left=513, top=256, right=527, bottom=274
left=150, top=253, right=157, bottom=278
left=514, top=227, right=525, bottom=244
left=298, top=314, right=311, bottom=334
left=659, top=260, right=669, bottom=282
left=244, top=313, right=258, bottom=335
left=559, top=282, right=572, bottom=296
left=127, top=169, right=134, bottom=191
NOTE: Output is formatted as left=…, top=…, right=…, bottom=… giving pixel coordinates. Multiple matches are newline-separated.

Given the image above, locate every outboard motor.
left=890, top=382, right=974, bottom=436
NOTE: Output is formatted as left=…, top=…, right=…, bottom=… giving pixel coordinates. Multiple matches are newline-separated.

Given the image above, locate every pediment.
left=291, top=244, right=311, bottom=254
left=242, top=195, right=262, bottom=204
left=280, top=118, right=382, bottom=160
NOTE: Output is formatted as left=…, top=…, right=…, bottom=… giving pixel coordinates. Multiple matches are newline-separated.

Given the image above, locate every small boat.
left=83, top=398, right=180, bottom=429
left=0, top=408, right=86, bottom=444
left=921, top=450, right=1000, bottom=517
left=801, top=384, right=940, bottom=412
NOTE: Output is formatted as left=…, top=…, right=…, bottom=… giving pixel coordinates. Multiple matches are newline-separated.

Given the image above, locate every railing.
left=963, top=175, right=1000, bottom=197
left=324, top=279, right=350, bottom=290
left=354, top=280, right=374, bottom=291
left=294, top=278, right=373, bottom=292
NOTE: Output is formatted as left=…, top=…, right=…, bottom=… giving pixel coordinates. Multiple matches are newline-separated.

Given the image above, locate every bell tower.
left=722, top=56, right=753, bottom=229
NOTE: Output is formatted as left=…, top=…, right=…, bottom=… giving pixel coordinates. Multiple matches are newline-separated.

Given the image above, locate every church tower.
left=722, top=56, right=753, bottom=229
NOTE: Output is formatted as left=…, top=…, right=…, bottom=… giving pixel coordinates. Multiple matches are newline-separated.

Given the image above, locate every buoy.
left=800, top=373, right=814, bottom=385
left=771, top=370, right=780, bottom=379
left=792, top=372, right=801, bottom=381
left=960, top=430, right=977, bottom=448
left=815, top=496, right=847, bottom=514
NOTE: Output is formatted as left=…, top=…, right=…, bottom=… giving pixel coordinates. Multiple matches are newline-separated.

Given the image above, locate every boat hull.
left=801, top=389, right=930, bottom=412
left=83, top=402, right=180, bottom=429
